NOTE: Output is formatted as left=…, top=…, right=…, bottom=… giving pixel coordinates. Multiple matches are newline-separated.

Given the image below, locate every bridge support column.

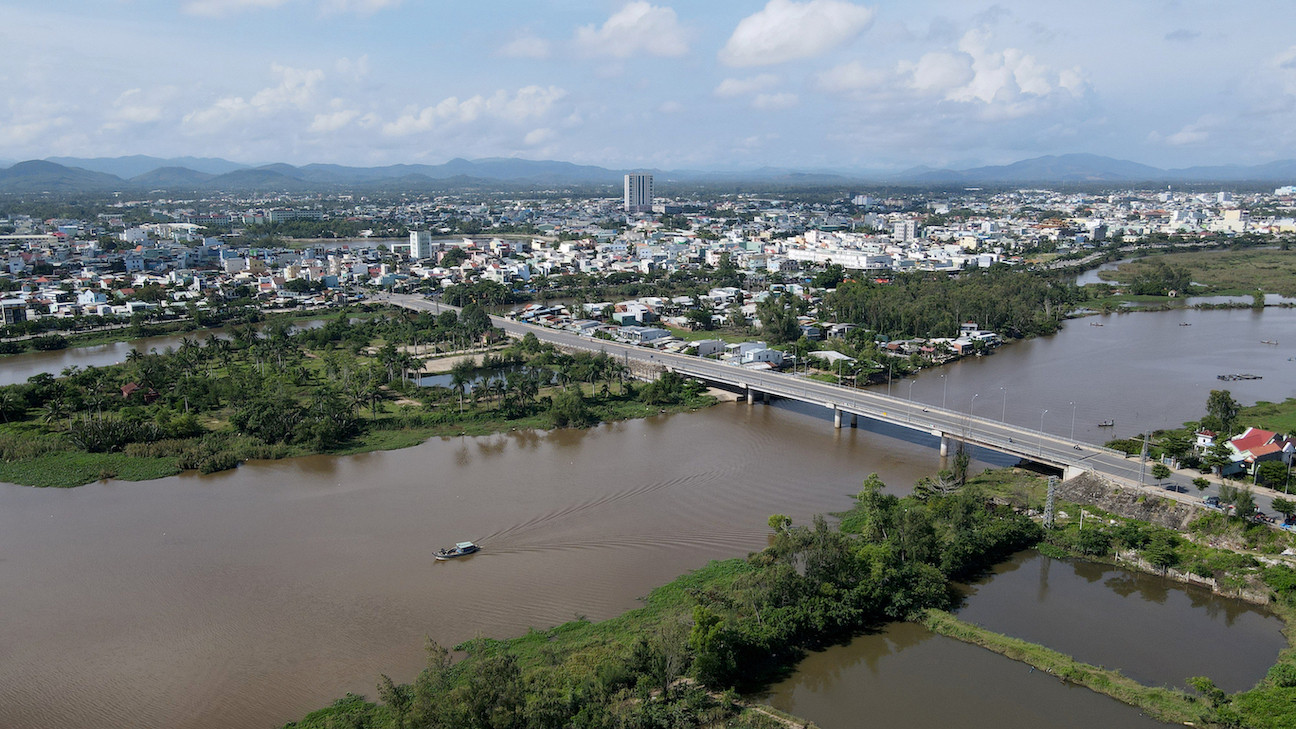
left=746, top=387, right=754, bottom=405
left=939, top=434, right=949, bottom=457
left=763, top=391, right=770, bottom=404
left=833, top=407, right=842, bottom=429
left=1064, top=465, right=1086, bottom=481
left=850, top=413, right=858, bottom=428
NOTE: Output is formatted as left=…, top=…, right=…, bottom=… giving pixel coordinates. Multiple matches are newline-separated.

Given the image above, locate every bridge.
left=382, top=293, right=1156, bottom=488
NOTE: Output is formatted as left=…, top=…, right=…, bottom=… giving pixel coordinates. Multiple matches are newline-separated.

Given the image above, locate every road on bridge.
left=380, top=293, right=1289, bottom=520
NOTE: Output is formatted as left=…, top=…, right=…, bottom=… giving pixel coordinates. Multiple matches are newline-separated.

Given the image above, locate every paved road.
left=381, top=292, right=1291, bottom=521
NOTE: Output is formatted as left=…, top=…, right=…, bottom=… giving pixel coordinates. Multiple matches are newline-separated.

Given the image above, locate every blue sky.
left=2, top=0, right=1295, bottom=171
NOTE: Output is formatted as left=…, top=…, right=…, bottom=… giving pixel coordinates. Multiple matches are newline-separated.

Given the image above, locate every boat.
left=1179, top=322, right=1192, bottom=326
left=1097, top=419, right=1115, bottom=427
left=1089, top=322, right=1104, bottom=327
left=1262, top=339, right=1279, bottom=345
left=435, top=541, right=480, bottom=560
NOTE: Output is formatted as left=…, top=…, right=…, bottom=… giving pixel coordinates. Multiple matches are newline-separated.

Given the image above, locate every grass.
left=1099, top=248, right=1296, bottom=298
left=1243, top=398, right=1296, bottom=437
left=920, top=609, right=1212, bottom=725
left=664, top=326, right=756, bottom=344
left=0, top=451, right=180, bottom=488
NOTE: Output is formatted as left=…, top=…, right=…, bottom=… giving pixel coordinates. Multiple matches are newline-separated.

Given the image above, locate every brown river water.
left=1, top=307, right=1293, bottom=728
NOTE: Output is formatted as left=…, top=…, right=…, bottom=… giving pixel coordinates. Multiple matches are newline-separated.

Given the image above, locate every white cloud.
left=499, top=34, right=551, bottom=60
left=524, top=127, right=555, bottom=145
left=309, top=108, right=361, bottom=133
left=183, top=64, right=324, bottom=132
left=1274, top=46, right=1296, bottom=94
left=184, top=0, right=399, bottom=16
left=1154, top=117, right=1216, bottom=146
left=658, top=100, right=684, bottom=113
left=902, top=52, right=974, bottom=94
left=184, top=0, right=287, bottom=16
left=110, top=89, right=163, bottom=124
left=573, top=3, right=690, bottom=58
left=719, top=0, right=875, bottom=67
left=714, top=74, right=779, bottom=98
left=752, top=92, right=799, bottom=110
left=382, top=85, right=567, bottom=136
left=816, top=61, right=887, bottom=92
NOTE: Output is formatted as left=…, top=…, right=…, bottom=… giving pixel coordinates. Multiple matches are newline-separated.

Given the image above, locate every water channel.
left=1, top=306, right=1292, bottom=728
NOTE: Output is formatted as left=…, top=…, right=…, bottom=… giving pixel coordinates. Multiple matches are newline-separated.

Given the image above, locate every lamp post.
left=908, top=379, right=916, bottom=419
left=1000, top=386, right=1007, bottom=422
left=970, top=393, right=979, bottom=425
left=887, top=360, right=893, bottom=397
left=1039, top=409, right=1048, bottom=456
left=1070, top=401, right=1077, bottom=442
left=941, top=374, right=947, bottom=409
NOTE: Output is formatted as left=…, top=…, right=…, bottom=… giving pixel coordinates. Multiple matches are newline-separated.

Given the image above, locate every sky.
left=3, top=0, right=1296, bottom=172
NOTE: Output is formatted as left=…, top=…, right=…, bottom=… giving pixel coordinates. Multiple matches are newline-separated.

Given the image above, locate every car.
left=1204, top=495, right=1221, bottom=507
left=1163, top=483, right=1187, bottom=493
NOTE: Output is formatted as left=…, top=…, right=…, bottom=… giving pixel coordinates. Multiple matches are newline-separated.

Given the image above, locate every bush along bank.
left=284, top=474, right=1042, bottom=729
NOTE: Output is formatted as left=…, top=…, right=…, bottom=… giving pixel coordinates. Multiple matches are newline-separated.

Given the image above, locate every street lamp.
left=908, top=379, right=916, bottom=418
left=1070, top=401, right=1077, bottom=442
left=887, top=360, right=893, bottom=397
left=1000, top=386, right=1007, bottom=422
left=941, top=374, right=948, bottom=409
left=970, top=393, right=979, bottom=418
left=1039, top=409, right=1048, bottom=456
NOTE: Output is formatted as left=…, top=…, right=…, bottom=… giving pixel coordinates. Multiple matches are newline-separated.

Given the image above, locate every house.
left=620, top=326, right=671, bottom=344
left=1225, top=427, right=1296, bottom=475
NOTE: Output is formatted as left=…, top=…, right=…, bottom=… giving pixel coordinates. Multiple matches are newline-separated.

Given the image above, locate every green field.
left=1100, top=248, right=1296, bottom=297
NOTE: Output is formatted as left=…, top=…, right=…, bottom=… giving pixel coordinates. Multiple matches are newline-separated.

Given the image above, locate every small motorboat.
left=435, top=541, right=480, bottom=560
left=1097, top=419, right=1114, bottom=427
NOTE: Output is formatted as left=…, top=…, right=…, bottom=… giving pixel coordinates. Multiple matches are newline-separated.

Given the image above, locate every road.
left=381, top=292, right=1290, bottom=520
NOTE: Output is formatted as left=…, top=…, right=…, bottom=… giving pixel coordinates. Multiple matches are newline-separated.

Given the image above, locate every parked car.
left=1163, top=483, right=1188, bottom=493
left=1204, top=495, right=1221, bottom=508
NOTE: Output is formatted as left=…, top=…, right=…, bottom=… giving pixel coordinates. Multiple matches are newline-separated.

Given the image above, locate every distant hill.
left=47, top=155, right=247, bottom=177
left=3, top=154, right=1295, bottom=194
left=0, top=160, right=124, bottom=192
left=893, top=153, right=1296, bottom=184
left=130, top=166, right=215, bottom=188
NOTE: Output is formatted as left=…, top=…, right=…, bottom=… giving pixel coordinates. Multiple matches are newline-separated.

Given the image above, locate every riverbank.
left=282, top=473, right=1043, bottom=728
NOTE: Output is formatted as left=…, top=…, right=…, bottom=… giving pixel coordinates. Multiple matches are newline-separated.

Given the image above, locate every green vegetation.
left=0, top=308, right=714, bottom=488
left=1099, top=248, right=1296, bottom=298
left=285, top=474, right=1042, bottom=728
left=921, top=609, right=1211, bottom=725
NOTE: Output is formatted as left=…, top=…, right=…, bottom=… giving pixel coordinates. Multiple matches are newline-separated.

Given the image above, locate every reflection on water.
left=764, top=623, right=1168, bottom=729
left=956, top=551, right=1283, bottom=693
left=0, top=403, right=972, bottom=729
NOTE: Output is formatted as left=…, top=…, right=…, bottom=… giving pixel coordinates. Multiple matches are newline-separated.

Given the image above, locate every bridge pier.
left=746, top=387, right=754, bottom=405
left=833, top=407, right=842, bottom=429
left=763, top=391, right=770, bottom=404
left=851, top=413, right=857, bottom=428
left=939, top=434, right=948, bottom=457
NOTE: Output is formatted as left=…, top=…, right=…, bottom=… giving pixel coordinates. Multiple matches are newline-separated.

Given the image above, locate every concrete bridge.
left=382, top=293, right=1152, bottom=487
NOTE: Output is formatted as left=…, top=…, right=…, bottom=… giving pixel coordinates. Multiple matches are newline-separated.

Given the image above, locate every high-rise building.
left=409, top=230, right=432, bottom=259
left=624, top=173, right=653, bottom=213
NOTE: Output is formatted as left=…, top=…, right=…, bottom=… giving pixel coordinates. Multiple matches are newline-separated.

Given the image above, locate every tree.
left=1192, top=477, right=1210, bottom=492
left=1151, top=463, right=1171, bottom=484
left=1271, top=497, right=1296, bottom=522
left=1255, top=461, right=1290, bottom=490
left=1142, top=532, right=1181, bottom=572
left=1206, top=390, right=1240, bottom=435
left=1234, top=488, right=1257, bottom=520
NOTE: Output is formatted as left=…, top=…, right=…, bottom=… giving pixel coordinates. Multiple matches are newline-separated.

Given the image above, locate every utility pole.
left=1139, top=432, right=1150, bottom=486
left=1044, top=476, right=1057, bottom=529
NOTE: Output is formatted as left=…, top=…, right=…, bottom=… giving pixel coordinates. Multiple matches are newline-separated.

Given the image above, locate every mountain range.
left=1, top=153, right=1294, bottom=193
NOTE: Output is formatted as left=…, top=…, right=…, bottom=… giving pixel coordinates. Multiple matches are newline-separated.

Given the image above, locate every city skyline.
left=4, top=1, right=1296, bottom=171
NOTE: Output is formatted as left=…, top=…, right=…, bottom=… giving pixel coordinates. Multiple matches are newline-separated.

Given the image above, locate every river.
left=1, top=306, right=1292, bottom=728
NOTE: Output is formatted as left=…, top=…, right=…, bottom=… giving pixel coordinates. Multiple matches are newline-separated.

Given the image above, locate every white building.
left=624, top=173, right=653, bottom=213
left=409, top=230, right=440, bottom=259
